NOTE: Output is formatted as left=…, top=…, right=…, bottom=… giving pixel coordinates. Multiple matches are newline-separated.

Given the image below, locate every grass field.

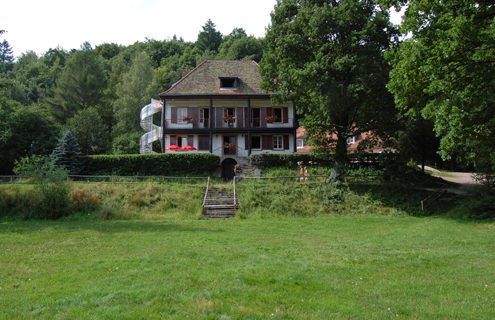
left=1, top=217, right=494, bottom=319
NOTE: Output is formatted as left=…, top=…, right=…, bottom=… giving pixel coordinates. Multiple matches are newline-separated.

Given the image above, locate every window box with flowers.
left=266, top=115, right=278, bottom=123
left=182, top=115, right=193, bottom=123
left=223, top=115, right=235, bottom=127
left=223, top=142, right=237, bottom=155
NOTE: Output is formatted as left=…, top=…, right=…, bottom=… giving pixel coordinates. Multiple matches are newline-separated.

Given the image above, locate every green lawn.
left=1, top=217, right=494, bottom=319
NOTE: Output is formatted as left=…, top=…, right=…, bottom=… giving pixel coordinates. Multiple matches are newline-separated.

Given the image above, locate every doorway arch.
left=221, top=158, right=237, bottom=181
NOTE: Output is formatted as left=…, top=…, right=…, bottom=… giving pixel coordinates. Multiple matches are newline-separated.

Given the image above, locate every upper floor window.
left=219, top=77, right=239, bottom=90
left=346, top=135, right=356, bottom=144
left=177, top=107, right=188, bottom=124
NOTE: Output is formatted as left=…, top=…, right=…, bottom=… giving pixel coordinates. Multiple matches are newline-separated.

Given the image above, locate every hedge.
left=82, top=153, right=220, bottom=176
left=249, top=152, right=400, bottom=168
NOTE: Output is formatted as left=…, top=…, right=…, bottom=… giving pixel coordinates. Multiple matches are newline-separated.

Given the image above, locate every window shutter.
left=236, top=107, right=244, bottom=128
left=245, top=135, right=249, bottom=150
left=190, top=107, right=199, bottom=128
left=260, top=107, right=267, bottom=127
left=262, top=135, right=272, bottom=150
left=171, top=107, right=177, bottom=124
left=170, top=135, right=176, bottom=145
left=215, top=107, right=223, bottom=128
left=284, top=135, right=290, bottom=150
left=198, top=135, right=209, bottom=150
left=187, top=135, right=194, bottom=146
left=283, top=107, right=289, bottom=123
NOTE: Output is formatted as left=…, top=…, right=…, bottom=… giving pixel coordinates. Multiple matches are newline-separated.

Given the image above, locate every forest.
left=1, top=0, right=494, bottom=183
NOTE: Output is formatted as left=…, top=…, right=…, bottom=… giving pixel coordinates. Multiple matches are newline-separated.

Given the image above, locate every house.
left=296, top=127, right=388, bottom=153
left=153, top=60, right=296, bottom=161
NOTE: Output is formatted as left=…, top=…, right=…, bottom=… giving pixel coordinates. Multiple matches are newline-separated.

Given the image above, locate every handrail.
left=233, top=176, right=237, bottom=208
left=202, top=176, right=210, bottom=208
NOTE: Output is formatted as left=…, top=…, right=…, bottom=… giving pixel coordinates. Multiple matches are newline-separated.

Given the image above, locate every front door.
left=223, top=136, right=237, bottom=155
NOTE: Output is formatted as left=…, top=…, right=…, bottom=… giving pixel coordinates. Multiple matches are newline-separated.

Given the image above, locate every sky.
left=1, top=0, right=403, bottom=58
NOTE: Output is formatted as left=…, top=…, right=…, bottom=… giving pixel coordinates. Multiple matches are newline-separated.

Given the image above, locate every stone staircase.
left=202, top=186, right=237, bottom=219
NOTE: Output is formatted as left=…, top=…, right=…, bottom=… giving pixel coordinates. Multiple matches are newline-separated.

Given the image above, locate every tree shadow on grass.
left=0, top=220, right=227, bottom=234
left=347, top=182, right=467, bottom=219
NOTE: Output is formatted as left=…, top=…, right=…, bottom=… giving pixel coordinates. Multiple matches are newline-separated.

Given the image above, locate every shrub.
left=249, top=153, right=334, bottom=168
left=12, top=155, right=71, bottom=219
left=82, top=153, right=220, bottom=176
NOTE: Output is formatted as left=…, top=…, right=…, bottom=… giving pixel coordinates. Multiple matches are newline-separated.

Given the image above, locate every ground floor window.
left=273, top=135, right=283, bottom=150
left=251, top=136, right=261, bottom=149
left=297, top=138, right=304, bottom=148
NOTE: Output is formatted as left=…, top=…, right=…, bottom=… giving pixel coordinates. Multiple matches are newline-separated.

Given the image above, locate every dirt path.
left=425, top=166, right=481, bottom=195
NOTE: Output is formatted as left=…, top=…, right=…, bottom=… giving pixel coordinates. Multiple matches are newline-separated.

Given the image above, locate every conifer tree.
left=51, top=131, right=84, bottom=174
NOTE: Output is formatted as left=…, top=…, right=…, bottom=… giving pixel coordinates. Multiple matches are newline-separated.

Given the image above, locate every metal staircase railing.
left=139, top=99, right=163, bottom=154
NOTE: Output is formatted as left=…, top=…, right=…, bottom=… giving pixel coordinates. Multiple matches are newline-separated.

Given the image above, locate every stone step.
left=202, top=184, right=237, bottom=218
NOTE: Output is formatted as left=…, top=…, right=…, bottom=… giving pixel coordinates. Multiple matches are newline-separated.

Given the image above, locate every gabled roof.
left=159, top=60, right=269, bottom=97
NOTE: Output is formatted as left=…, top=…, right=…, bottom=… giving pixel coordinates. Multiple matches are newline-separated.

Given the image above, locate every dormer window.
left=219, top=77, right=239, bottom=90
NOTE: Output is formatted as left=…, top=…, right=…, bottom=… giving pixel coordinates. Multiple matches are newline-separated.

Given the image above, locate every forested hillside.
left=0, top=21, right=264, bottom=172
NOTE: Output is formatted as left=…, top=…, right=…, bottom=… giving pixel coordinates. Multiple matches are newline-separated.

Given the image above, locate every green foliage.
left=249, top=152, right=399, bottom=168
left=66, top=107, right=111, bottom=155
left=250, top=153, right=334, bottom=168
left=261, top=0, right=398, bottom=163
left=47, top=43, right=107, bottom=123
left=112, top=51, right=153, bottom=147
left=218, top=28, right=265, bottom=62
left=0, top=30, right=14, bottom=73
left=0, top=101, right=58, bottom=174
left=384, top=0, right=495, bottom=176
left=51, top=131, right=85, bottom=175
left=10, top=155, right=71, bottom=219
left=83, top=153, right=220, bottom=176
left=196, top=19, right=223, bottom=52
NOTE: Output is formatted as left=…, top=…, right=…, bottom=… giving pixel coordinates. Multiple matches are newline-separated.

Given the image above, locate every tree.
left=66, top=107, right=111, bottom=155
left=112, top=51, right=153, bottom=153
left=51, top=131, right=84, bottom=174
left=383, top=0, right=495, bottom=177
left=218, top=28, right=265, bottom=62
left=196, top=19, right=223, bottom=52
left=397, top=118, right=440, bottom=172
left=0, top=99, right=59, bottom=174
left=261, top=0, right=398, bottom=163
left=0, top=30, right=14, bottom=74
left=47, top=42, right=107, bottom=123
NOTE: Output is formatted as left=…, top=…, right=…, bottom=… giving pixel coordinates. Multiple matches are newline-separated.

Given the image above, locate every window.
left=297, top=139, right=304, bottom=148
left=177, top=108, right=188, bottom=124
left=346, top=135, right=356, bottom=144
left=223, top=108, right=236, bottom=122
left=273, top=135, right=283, bottom=150
left=219, top=77, right=238, bottom=90
left=200, top=108, right=209, bottom=127
left=273, top=108, right=282, bottom=122
left=177, top=135, right=188, bottom=147
left=251, top=136, right=261, bottom=149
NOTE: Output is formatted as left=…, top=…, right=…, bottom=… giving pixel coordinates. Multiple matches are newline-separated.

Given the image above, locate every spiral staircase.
left=139, top=99, right=163, bottom=154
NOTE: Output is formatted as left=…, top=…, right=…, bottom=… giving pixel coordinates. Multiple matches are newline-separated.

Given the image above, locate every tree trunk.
left=335, top=132, right=348, bottom=164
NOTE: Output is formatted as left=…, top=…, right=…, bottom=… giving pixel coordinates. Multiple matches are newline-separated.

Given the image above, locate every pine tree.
left=51, top=131, right=84, bottom=174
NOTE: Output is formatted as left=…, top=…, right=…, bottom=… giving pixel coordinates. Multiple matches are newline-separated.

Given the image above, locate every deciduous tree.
left=261, top=0, right=398, bottom=163
left=383, top=0, right=495, bottom=177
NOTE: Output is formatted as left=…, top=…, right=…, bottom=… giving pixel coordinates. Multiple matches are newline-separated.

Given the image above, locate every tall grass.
left=0, top=183, right=205, bottom=220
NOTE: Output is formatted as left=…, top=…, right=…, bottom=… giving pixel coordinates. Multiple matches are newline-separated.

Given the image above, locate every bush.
left=249, top=153, right=334, bottom=168
left=249, top=152, right=399, bottom=168
left=11, top=155, right=71, bottom=219
left=82, top=153, right=220, bottom=176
